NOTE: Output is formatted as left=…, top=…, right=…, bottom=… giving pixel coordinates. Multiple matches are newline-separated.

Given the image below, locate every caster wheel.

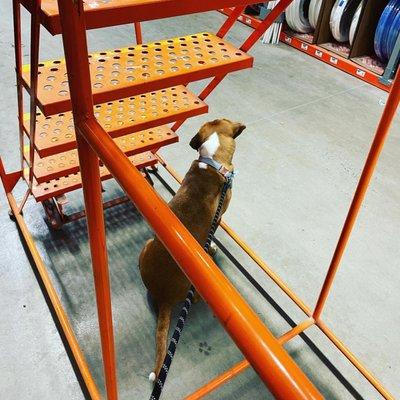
left=8, top=209, right=22, bottom=220
left=42, top=199, right=63, bottom=230
left=208, top=241, right=218, bottom=257
left=143, top=168, right=155, bottom=187
left=49, top=218, right=62, bottom=230
left=8, top=209, right=16, bottom=221
left=149, top=165, right=158, bottom=173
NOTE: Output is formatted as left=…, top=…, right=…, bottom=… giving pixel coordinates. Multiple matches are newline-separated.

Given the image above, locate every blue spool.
left=386, top=7, right=400, bottom=59
left=374, top=0, right=400, bottom=61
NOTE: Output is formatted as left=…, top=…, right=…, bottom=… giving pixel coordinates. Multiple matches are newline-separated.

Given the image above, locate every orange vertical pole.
left=56, top=0, right=118, bottom=399
left=18, top=0, right=42, bottom=212
left=134, top=22, right=142, bottom=44
left=12, top=0, right=25, bottom=172
left=313, top=69, right=400, bottom=320
left=76, top=133, right=118, bottom=400
left=28, top=0, right=41, bottom=185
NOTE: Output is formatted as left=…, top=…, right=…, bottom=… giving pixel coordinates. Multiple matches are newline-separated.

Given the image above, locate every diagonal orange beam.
left=185, top=319, right=315, bottom=400
left=313, top=68, right=400, bottom=320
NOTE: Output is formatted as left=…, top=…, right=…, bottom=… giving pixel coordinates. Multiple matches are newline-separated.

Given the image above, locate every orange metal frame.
left=1, top=1, right=398, bottom=399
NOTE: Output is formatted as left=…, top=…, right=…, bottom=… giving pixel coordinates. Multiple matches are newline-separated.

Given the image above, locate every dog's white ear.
left=189, top=132, right=202, bottom=150
left=233, top=122, right=246, bottom=138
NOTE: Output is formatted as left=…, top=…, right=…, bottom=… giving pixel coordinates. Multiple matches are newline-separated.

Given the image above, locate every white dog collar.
left=197, top=156, right=235, bottom=180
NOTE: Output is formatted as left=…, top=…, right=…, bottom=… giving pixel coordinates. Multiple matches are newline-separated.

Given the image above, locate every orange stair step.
left=20, top=0, right=250, bottom=36
left=26, top=152, right=157, bottom=202
left=22, top=32, right=253, bottom=115
left=24, top=86, right=207, bottom=157
left=24, top=125, right=177, bottom=183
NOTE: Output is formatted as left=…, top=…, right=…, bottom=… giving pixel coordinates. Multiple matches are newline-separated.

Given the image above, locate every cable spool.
left=374, top=0, right=400, bottom=61
left=387, top=11, right=400, bottom=58
left=309, top=0, right=323, bottom=29
left=285, top=0, right=313, bottom=33
left=349, top=2, right=363, bottom=45
left=330, top=0, right=363, bottom=43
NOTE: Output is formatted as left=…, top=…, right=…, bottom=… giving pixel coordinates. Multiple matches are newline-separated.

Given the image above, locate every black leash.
left=149, top=174, right=234, bottom=400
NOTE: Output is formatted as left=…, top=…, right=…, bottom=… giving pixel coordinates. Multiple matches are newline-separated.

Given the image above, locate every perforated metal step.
left=22, top=33, right=253, bottom=115
left=20, top=0, right=250, bottom=35
left=24, top=86, right=206, bottom=157
left=24, top=125, right=177, bottom=183
left=25, top=152, right=157, bottom=202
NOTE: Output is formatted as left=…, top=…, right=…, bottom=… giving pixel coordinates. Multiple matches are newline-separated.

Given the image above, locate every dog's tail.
left=149, top=303, right=172, bottom=382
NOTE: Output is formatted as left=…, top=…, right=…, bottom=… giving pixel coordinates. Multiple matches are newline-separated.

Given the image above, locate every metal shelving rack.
left=219, top=7, right=395, bottom=92
left=0, top=1, right=399, bottom=399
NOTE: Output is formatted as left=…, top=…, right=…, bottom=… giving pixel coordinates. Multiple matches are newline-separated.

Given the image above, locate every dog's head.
left=189, top=119, right=246, bottom=162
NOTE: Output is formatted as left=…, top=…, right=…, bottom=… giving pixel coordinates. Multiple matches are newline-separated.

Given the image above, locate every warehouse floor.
left=1, top=4, right=399, bottom=400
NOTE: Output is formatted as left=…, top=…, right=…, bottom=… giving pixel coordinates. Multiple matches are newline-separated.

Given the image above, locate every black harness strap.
left=150, top=174, right=233, bottom=400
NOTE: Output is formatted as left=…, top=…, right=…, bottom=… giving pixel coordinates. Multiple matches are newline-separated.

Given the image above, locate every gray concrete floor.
left=0, top=3, right=399, bottom=400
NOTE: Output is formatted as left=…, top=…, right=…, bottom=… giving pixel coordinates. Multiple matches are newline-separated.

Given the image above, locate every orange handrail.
left=80, top=116, right=323, bottom=400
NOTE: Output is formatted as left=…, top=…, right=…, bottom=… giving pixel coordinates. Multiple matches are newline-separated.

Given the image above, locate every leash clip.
left=224, top=170, right=236, bottom=188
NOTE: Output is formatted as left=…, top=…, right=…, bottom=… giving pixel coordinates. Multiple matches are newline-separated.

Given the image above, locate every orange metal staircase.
left=2, top=0, right=397, bottom=399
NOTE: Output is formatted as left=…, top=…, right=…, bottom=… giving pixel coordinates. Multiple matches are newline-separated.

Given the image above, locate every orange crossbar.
left=185, top=319, right=315, bottom=400
left=56, top=0, right=323, bottom=398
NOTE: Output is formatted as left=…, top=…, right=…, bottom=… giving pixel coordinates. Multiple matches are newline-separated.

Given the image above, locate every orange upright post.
left=134, top=22, right=142, bottom=44
left=18, top=0, right=42, bottom=212
left=12, top=0, right=24, bottom=171
left=313, top=69, right=400, bottom=320
left=56, top=0, right=118, bottom=399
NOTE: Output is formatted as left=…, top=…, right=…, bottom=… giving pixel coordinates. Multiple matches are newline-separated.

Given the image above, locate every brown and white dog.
left=138, top=118, right=246, bottom=381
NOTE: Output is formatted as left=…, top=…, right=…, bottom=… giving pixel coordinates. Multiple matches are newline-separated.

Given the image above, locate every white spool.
left=349, top=2, right=363, bottom=45
left=285, top=0, right=313, bottom=33
left=309, top=0, right=323, bottom=29
left=330, top=0, right=362, bottom=43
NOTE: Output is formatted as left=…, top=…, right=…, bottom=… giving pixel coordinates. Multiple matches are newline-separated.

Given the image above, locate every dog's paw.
left=198, top=341, right=212, bottom=356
